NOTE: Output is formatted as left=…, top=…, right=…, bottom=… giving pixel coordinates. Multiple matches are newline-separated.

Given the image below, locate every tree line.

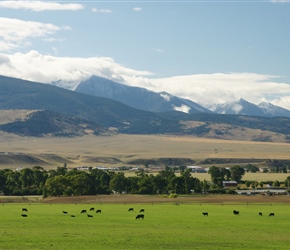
left=0, top=165, right=289, bottom=197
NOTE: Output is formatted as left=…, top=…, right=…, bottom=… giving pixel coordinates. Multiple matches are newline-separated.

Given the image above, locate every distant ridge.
left=208, top=98, right=290, bottom=118
left=75, top=75, right=211, bottom=114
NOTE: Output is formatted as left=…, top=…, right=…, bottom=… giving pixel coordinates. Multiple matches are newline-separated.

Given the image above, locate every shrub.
left=169, top=193, right=178, bottom=198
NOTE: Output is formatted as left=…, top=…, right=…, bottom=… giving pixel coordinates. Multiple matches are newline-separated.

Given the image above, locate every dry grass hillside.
left=1, top=109, right=290, bottom=169
left=0, top=110, right=37, bottom=124
left=0, top=133, right=290, bottom=169
left=180, top=121, right=288, bottom=142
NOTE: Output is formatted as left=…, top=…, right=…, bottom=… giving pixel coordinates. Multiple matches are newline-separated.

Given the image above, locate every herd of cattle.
left=20, top=206, right=276, bottom=219
left=201, top=210, right=275, bottom=216
left=20, top=207, right=145, bottom=219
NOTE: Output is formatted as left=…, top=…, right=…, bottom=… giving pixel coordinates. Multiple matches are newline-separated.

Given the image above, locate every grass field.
left=1, top=200, right=290, bottom=249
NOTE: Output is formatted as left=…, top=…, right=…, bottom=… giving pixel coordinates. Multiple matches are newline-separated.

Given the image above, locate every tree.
left=245, top=164, right=259, bottom=173
left=20, top=168, right=34, bottom=188
left=230, top=165, right=245, bottom=183
left=208, top=166, right=229, bottom=188
left=109, top=172, right=127, bottom=193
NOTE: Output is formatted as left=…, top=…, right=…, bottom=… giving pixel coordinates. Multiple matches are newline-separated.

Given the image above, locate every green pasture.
left=0, top=202, right=290, bottom=249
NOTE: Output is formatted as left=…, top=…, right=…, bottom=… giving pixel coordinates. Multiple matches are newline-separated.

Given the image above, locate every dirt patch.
left=41, top=194, right=290, bottom=204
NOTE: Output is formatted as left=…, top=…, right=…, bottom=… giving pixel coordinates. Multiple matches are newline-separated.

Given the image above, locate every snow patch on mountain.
left=173, top=104, right=191, bottom=113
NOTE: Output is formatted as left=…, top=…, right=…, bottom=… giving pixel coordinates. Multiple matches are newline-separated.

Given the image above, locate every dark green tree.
left=109, top=172, right=127, bottom=193
left=230, top=165, right=245, bottom=183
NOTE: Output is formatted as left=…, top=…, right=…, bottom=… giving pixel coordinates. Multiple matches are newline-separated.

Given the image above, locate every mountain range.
left=0, top=75, right=290, bottom=142
left=75, top=76, right=290, bottom=118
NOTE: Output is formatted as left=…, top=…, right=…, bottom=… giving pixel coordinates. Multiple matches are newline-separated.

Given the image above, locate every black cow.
left=62, top=211, right=68, bottom=214
left=21, top=214, right=28, bottom=217
left=96, top=209, right=101, bottom=213
left=71, top=215, right=76, bottom=217
left=269, top=213, right=275, bottom=216
left=80, top=209, right=87, bottom=214
left=87, top=214, right=93, bottom=218
left=22, top=208, right=28, bottom=212
left=136, top=214, right=144, bottom=219
left=233, top=210, right=239, bottom=215
left=128, top=208, right=134, bottom=212
left=90, top=208, right=94, bottom=211
left=139, top=209, right=145, bottom=213
left=202, top=212, right=208, bottom=216
left=259, top=212, right=263, bottom=216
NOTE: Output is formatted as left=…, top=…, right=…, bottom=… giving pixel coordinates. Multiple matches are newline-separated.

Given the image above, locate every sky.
left=0, top=0, right=290, bottom=109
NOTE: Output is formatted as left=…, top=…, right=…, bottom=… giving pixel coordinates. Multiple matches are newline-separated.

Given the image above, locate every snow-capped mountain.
left=209, top=98, right=290, bottom=118
left=258, top=102, right=290, bottom=117
left=75, top=75, right=211, bottom=114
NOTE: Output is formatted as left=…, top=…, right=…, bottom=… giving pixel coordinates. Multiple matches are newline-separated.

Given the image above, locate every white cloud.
left=0, top=1, right=84, bottom=11
left=133, top=7, right=142, bottom=12
left=0, top=51, right=153, bottom=89
left=92, top=8, right=112, bottom=13
left=160, top=93, right=170, bottom=101
left=0, top=17, right=64, bottom=51
left=232, top=104, right=243, bottom=114
left=155, top=48, right=164, bottom=53
left=173, top=104, right=191, bottom=114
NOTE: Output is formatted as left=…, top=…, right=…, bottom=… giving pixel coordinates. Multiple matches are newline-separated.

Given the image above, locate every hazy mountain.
left=209, top=98, right=270, bottom=117
left=209, top=98, right=290, bottom=118
left=75, top=75, right=211, bottom=114
left=258, top=102, right=290, bottom=117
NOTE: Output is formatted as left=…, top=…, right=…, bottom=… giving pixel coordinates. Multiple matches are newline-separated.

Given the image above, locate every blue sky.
left=1, top=0, right=290, bottom=110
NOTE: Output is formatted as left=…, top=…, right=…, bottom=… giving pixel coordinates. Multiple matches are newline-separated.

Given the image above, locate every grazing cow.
left=62, top=211, right=68, bottom=214
left=139, top=209, right=145, bottom=213
left=90, top=207, right=94, bottom=211
left=71, top=215, right=75, bottom=217
left=96, top=209, right=101, bottom=213
left=87, top=214, right=93, bottom=218
left=233, top=210, right=239, bottom=215
left=22, top=208, right=28, bottom=212
left=269, top=213, right=275, bottom=216
left=80, top=209, right=87, bottom=214
left=135, top=214, right=144, bottom=219
left=202, top=212, right=208, bottom=216
left=259, top=212, right=263, bottom=216
left=21, top=214, right=28, bottom=217
left=128, top=208, right=134, bottom=212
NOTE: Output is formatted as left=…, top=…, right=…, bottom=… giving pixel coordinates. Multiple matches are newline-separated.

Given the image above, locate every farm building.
left=187, top=166, right=207, bottom=173
left=223, top=181, right=238, bottom=187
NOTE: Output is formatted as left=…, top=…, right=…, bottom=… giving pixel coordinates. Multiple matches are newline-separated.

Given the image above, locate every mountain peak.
left=75, top=76, right=211, bottom=114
